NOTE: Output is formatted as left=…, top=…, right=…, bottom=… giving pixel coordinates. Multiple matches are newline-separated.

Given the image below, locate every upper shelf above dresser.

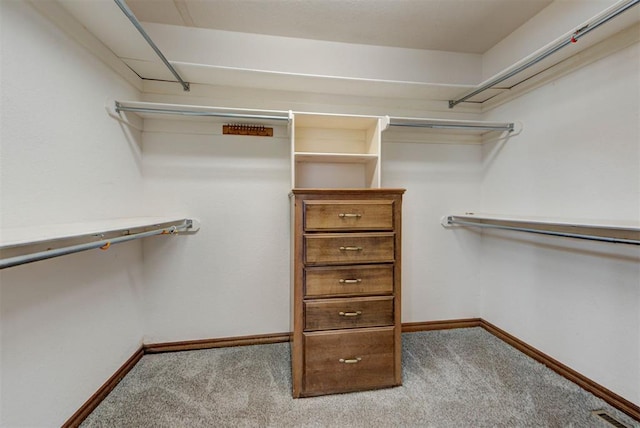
left=291, top=112, right=387, bottom=189
left=111, top=101, right=517, bottom=188
left=111, top=100, right=517, bottom=154
left=112, top=101, right=515, bottom=134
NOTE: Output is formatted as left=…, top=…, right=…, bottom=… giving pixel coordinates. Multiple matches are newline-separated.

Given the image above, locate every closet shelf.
left=387, top=116, right=515, bottom=134
left=0, top=217, right=200, bottom=269
left=442, top=213, right=640, bottom=245
left=112, top=100, right=518, bottom=136
left=448, top=0, right=639, bottom=108
left=114, top=0, right=189, bottom=92
left=114, top=100, right=291, bottom=124
left=294, top=152, right=378, bottom=163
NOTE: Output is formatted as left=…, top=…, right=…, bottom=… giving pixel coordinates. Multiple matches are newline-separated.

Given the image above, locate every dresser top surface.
left=291, top=188, right=406, bottom=197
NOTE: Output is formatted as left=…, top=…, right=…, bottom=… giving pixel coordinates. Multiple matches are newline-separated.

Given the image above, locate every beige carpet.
left=81, top=328, right=638, bottom=427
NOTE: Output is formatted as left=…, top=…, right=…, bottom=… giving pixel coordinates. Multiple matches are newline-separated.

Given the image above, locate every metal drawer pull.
left=339, top=279, right=362, bottom=284
left=339, top=357, right=362, bottom=364
left=339, top=246, right=363, bottom=251
left=338, top=213, right=362, bottom=218
left=339, top=311, right=362, bottom=317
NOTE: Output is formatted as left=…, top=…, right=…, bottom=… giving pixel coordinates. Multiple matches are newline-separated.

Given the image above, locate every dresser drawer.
left=304, top=296, right=393, bottom=331
left=304, top=233, right=394, bottom=265
left=303, top=327, right=396, bottom=396
left=304, top=264, right=393, bottom=298
left=304, top=200, right=394, bottom=231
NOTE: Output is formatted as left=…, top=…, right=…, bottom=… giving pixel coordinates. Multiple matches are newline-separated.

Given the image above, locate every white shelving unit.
left=291, top=112, right=388, bottom=189
left=110, top=101, right=518, bottom=187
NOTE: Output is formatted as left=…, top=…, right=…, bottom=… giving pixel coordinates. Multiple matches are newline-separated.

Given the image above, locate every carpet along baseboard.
left=64, top=319, right=639, bottom=426
left=393, top=318, right=639, bottom=422
left=478, top=320, right=640, bottom=422
left=143, top=318, right=481, bottom=354
left=62, top=346, right=144, bottom=428
left=143, top=320, right=481, bottom=352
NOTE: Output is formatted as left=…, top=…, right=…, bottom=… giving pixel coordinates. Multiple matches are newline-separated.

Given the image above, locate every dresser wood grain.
left=303, top=327, right=396, bottom=396
left=291, top=189, right=405, bottom=398
left=304, top=296, right=394, bottom=331
left=304, top=233, right=395, bottom=265
left=304, top=264, right=394, bottom=298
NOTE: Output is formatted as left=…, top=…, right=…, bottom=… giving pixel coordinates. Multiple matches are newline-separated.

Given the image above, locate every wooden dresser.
left=291, top=188, right=405, bottom=397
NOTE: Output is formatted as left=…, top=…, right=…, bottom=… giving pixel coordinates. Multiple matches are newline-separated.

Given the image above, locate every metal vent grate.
left=592, top=410, right=630, bottom=428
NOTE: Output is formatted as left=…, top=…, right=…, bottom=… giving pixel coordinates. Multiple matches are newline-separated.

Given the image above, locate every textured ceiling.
left=126, top=0, right=553, bottom=54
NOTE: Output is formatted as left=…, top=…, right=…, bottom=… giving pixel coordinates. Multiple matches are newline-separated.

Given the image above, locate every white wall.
left=140, top=119, right=291, bottom=342
left=0, top=1, right=146, bottom=425
left=479, top=42, right=640, bottom=405
left=382, top=139, right=483, bottom=322
left=137, top=91, right=485, bottom=342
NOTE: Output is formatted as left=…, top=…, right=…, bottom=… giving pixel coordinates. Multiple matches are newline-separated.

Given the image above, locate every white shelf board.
left=443, top=212, right=640, bottom=244
left=448, top=213, right=640, bottom=231
left=294, top=112, right=382, bottom=129
left=113, top=100, right=290, bottom=124
left=131, top=60, right=479, bottom=101
left=294, top=152, right=378, bottom=164
left=388, top=116, right=516, bottom=135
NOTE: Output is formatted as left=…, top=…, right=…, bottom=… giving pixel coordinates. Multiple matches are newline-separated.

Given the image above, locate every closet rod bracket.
left=441, top=215, right=455, bottom=228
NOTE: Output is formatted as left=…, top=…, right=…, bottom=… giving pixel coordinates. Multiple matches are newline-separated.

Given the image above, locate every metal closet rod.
left=115, top=103, right=291, bottom=121
left=389, top=119, right=514, bottom=132
left=446, top=216, right=640, bottom=245
left=115, top=104, right=515, bottom=131
left=448, top=0, right=640, bottom=108
left=0, top=220, right=194, bottom=270
left=113, top=0, right=190, bottom=92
